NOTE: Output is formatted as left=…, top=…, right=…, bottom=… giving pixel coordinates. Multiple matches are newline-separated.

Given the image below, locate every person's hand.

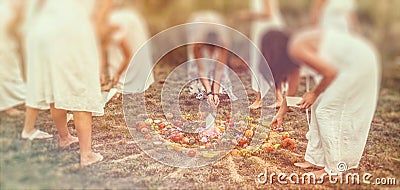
left=213, top=94, right=220, bottom=107
left=207, top=94, right=220, bottom=107
left=270, top=115, right=283, bottom=130
left=207, top=94, right=214, bottom=107
left=297, top=91, right=318, bottom=109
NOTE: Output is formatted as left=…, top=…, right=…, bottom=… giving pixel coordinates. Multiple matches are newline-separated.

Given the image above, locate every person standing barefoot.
left=25, top=0, right=103, bottom=166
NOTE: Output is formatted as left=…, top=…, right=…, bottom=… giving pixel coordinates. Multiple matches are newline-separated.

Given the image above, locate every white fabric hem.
left=0, top=101, right=25, bottom=111
left=26, top=102, right=103, bottom=115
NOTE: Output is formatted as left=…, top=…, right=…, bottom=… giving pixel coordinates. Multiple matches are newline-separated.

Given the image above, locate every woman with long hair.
left=270, top=0, right=380, bottom=177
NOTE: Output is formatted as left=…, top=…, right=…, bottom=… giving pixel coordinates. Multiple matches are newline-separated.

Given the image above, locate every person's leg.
left=22, top=106, right=53, bottom=139
left=49, top=104, right=78, bottom=147
left=249, top=92, right=262, bottom=109
left=73, top=111, right=102, bottom=166
left=275, top=85, right=283, bottom=108
left=23, top=106, right=39, bottom=134
left=249, top=85, right=284, bottom=109
left=294, top=96, right=325, bottom=169
left=290, top=29, right=333, bottom=171
left=287, top=67, right=300, bottom=96
left=249, top=28, right=264, bottom=110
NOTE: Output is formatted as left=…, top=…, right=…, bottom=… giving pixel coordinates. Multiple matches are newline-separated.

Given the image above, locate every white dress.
left=0, top=0, right=26, bottom=111
left=187, top=11, right=237, bottom=101
left=320, top=0, right=355, bottom=33
left=25, top=0, right=103, bottom=114
left=250, top=0, right=285, bottom=97
left=107, top=9, right=154, bottom=93
left=304, top=0, right=380, bottom=173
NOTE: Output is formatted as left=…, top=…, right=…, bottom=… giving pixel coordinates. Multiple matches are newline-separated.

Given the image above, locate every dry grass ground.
left=1, top=50, right=399, bottom=189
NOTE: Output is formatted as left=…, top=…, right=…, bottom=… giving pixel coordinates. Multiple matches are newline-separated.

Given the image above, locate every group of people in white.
left=0, top=0, right=380, bottom=178
left=0, top=0, right=154, bottom=166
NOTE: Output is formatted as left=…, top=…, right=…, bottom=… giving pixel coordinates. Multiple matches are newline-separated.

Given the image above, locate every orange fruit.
left=238, top=137, right=247, bottom=146
left=158, top=123, right=166, bottom=129
left=188, top=150, right=196, bottom=157
left=266, top=146, right=274, bottom=152
left=230, top=149, right=240, bottom=156
left=282, top=138, right=295, bottom=150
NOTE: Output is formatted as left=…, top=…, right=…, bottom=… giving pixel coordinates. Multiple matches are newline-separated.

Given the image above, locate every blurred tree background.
left=129, top=0, right=399, bottom=87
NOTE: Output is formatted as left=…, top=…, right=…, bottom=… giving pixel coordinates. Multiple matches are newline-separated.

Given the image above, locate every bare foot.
left=5, top=108, right=23, bottom=116
left=265, top=102, right=281, bottom=109
left=249, top=100, right=262, bottom=109
left=306, top=169, right=327, bottom=179
left=59, top=136, right=79, bottom=148
left=294, top=161, right=324, bottom=169
left=21, top=129, right=53, bottom=140
left=81, top=152, right=103, bottom=167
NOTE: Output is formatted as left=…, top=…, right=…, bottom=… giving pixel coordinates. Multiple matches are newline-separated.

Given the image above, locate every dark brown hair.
left=259, top=29, right=299, bottom=86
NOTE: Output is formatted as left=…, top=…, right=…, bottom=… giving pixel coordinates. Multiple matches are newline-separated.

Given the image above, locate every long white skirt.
left=25, top=1, right=103, bottom=114
left=0, top=1, right=25, bottom=111
left=0, top=42, right=25, bottom=111
left=305, top=30, right=380, bottom=173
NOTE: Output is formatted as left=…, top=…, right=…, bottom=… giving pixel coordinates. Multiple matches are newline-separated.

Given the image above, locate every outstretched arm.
left=209, top=47, right=229, bottom=107
left=271, top=95, right=289, bottom=128
left=289, top=31, right=337, bottom=109
left=212, top=48, right=228, bottom=94
left=194, top=44, right=213, bottom=94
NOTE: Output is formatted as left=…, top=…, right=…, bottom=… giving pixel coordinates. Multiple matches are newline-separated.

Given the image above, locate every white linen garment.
left=0, top=0, right=25, bottom=111
left=25, top=0, right=103, bottom=114
left=305, top=0, right=380, bottom=173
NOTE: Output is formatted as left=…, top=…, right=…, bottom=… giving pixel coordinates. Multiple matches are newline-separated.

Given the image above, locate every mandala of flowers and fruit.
left=135, top=112, right=296, bottom=159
